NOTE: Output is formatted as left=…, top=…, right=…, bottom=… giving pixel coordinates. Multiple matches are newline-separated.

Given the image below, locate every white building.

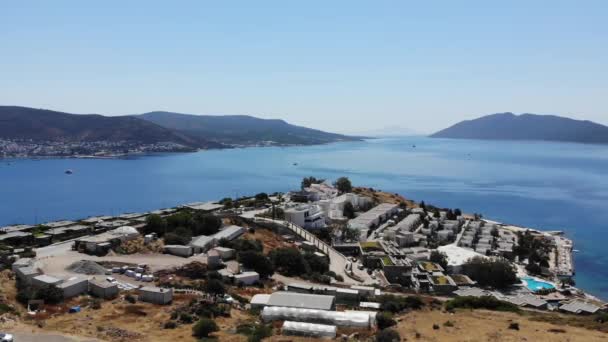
left=284, top=204, right=325, bottom=229
left=348, top=203, right=399, bottom=240
left=233, top=271, right=260, bottom=285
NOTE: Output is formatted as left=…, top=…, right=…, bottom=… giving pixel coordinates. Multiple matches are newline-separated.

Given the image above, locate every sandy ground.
left=35, top=243, right=204, bottom=279
left=393, top=309, right=608, bottom=342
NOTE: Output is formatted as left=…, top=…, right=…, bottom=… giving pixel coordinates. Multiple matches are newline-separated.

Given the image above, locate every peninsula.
left=0, top=178, right=604, bottom=341
left=0, top=106, right=360, bottom=158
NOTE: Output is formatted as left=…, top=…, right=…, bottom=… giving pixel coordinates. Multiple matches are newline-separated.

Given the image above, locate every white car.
left=106, top=277, right=117, bottom=283
left=0, top=333, right=14, bottom=342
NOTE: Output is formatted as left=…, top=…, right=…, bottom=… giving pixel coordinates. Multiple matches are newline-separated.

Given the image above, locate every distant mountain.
left=0, top=106, right=221, bottom=148
left=430, top=112, right=608, bottom=144
left=136, top=111, right=360, bottom=146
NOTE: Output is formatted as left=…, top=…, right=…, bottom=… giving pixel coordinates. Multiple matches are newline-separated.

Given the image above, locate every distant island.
left=0, top=106, right=359, bottom=158
left=430, top=112, right=608, bottom=144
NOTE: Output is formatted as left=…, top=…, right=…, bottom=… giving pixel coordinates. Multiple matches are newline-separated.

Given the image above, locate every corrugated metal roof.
left=267, top=292, right=335, bottom=310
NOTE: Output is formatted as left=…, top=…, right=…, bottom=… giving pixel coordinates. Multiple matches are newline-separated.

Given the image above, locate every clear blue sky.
left=1, top=1, right=607, bottom=133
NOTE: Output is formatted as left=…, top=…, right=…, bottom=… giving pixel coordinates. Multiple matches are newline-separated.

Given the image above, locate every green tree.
left=192, top=318, right=219, bottom=338
left=238, top=250, right=275, bottom=278
left=343, top=201, right=356, bottom=219
left=164, top=226, right=192, bottom=245
left=334, top=177, right=352, bottom=193
left=376, top=312, right=396, bottom=329
left=193, top=214, right=222, bottom=236
left=301, top=176, right=324, bottom=189
left=342, top=227, right=360, bottom=242
left=462, top=256, right=517, bottom=289
left=269, top=248, right=309, bottom=276
left=303, top=253, right=329, bottom=274
left=430, top=250, right=449, bottom=270
left=376, top=329, right=401, bottom=342
left=144, top=214, right=167, bottom=235
left=255, top=192, right=269, bottom=201
left=35, top=285, right=64, bottom=304
left=204, top=278, right=226, bottom=295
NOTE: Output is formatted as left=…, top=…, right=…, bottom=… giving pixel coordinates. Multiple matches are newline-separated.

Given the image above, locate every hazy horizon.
left=2, top=1, right=607, bottom=134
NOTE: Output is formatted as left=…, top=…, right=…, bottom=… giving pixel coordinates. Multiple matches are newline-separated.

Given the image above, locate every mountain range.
left=431, top=112, right=608, bottom=144
left=135, top=111, right=358, bottom=146
left=0, top=106, right=358, bottom=150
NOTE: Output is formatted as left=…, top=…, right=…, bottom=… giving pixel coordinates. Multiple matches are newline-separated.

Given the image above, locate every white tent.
left=282, top=321, right=336, bottom=339
left=262, top=306, right=375, bottom=328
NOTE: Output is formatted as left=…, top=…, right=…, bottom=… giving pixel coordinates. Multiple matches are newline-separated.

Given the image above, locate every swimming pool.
left=522, top=277, right=555, bottom=291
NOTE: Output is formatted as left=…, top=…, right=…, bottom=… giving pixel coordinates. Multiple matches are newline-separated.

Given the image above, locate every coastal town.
left=0, top=177, right=605, bottom=341
left=0, top=139, right=196, bottom=158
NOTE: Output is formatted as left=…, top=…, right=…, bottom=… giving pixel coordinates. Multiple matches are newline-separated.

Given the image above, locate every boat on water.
left=65, top=169, right=73, bottom=174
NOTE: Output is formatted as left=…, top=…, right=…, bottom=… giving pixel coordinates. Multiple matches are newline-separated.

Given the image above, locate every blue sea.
left=1, top=137, right=607, bottom=299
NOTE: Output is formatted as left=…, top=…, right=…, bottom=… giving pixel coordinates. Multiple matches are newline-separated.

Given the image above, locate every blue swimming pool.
left=522, top=277, right=555, bottom=291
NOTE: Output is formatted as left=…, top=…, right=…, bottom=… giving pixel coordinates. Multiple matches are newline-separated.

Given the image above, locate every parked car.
left=0, top=333, right=14, bottom=342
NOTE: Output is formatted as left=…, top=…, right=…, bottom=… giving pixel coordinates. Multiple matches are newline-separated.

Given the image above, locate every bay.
left=1, top=137, right=607, bottom=299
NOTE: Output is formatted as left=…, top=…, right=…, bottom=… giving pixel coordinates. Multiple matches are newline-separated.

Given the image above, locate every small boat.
left=293, top=162, right=298, bottom=166
left=65, top=169, right=73, bottom=174
left=573, top=249, right=580, bottom=253
left=412, top=144, right=416, bottom=148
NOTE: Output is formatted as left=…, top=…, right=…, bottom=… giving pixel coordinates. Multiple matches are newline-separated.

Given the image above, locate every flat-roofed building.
left=284, top=204, right=325, bottom=229
left=348, top=203, right=399, bottom=233
left=139, top=286, right=173, bottom=305
left=182, top=202, right=224, bottom=212
left=163, top=245, right=192, bottom=257
left=58, top=277, right=88, bottom=299
left=89, top=279, right=119, bottom=299
left=560, top=300, right=601, bottom=315
left=31, top=274, right=62, bottom=288
left=11, top=257, right=33, bottom=271
left=266, top=292, right=336, bottom=311
left=15, top=266, right=40, bottom=285
left=234, top=271, right=260, bottom=285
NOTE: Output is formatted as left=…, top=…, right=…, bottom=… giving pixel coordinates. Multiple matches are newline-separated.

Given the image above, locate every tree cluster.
left=334, top=177, right=353, bottom=193
left=144, top=211, right=222, bottom=241
left=301, top=176, right=325, bottom=189
left=462, top=256, right=517, bottom=289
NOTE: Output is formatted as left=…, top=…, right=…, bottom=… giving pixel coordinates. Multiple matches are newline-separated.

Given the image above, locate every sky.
left=1, top=1, right=607, bottom=134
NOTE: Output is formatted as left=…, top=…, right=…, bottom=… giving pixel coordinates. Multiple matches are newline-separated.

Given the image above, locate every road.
left=10, top=332, right=101, bottom=342
left=253, top=217, right=375, bottom=285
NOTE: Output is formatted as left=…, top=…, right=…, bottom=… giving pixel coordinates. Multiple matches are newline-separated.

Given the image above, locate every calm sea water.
left=1, top=137, right=607, bottom=299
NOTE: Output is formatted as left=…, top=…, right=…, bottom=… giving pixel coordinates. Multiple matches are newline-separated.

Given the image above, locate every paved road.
left=12, top=332, right=101, bottom=342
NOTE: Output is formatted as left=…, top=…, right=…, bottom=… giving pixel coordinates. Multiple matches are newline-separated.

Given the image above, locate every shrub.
left=376, top=312, right=396, bottom=329
left=508, top=322, right=520, bottom=330
left=236, top=322, right=273, bottom=342
left=443, top=320, right=455, bottom=327
left=445, top=296, right=520, bottom=313
left=90, top=298, right=102, bottom=310
left=125, top=294, right=136, bottom=304
left=164, top=321, right=177, bottom=329
left=376, top=329, right=401, bottom=342
left=432, top=324, right=440, bottom=330
left=193, top=318, right=219, bottom=338
left=180, top=312, right=194, bottom=324
left=379, top=295, right=424, bottom=313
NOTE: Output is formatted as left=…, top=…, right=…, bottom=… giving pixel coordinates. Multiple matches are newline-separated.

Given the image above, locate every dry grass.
left=394, top=308, right=608, bottom=342
left=353, top=187, right=417, bottom=207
